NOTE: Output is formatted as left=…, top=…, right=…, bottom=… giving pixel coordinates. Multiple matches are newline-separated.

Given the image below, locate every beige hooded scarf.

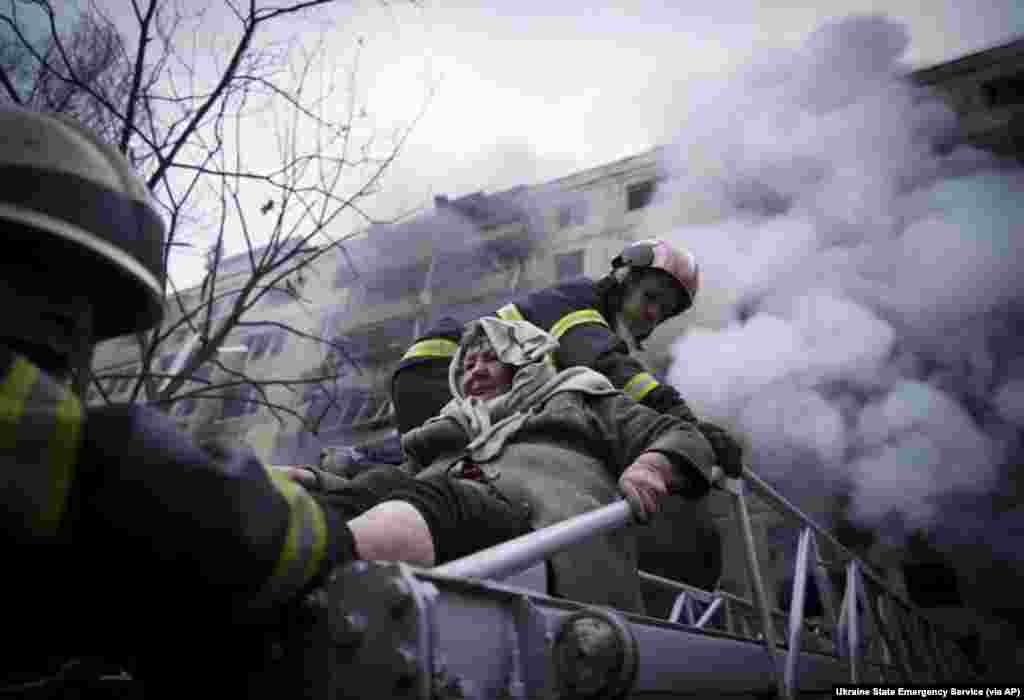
left=433, top=316, right=617, bottom=464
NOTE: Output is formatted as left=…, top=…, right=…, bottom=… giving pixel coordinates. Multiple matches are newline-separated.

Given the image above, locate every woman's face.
left=461, top=344, right=516, bottom=400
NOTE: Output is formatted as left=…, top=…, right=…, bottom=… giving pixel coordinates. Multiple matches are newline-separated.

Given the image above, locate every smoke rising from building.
left=659, top=16, right=1023, bottom=579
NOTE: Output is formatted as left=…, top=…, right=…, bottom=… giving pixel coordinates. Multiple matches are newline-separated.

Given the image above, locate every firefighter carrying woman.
left=295, top=235, right=746, bottom=613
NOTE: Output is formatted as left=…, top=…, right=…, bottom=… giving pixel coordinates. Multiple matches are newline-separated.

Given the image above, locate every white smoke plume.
left=659, top=16, right=1024, bottom=567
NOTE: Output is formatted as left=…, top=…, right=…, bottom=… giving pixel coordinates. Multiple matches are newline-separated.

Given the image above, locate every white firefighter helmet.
left=0, top=106, right=166, bottom=340
left=611, top=238, right=700, bottom=314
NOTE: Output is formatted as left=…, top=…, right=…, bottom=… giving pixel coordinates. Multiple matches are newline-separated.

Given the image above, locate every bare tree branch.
left=3, top=0, right=427, bottom=453
left=0, top=64, right=23, bottom=103
left=120, top=0, right=158, bottom=151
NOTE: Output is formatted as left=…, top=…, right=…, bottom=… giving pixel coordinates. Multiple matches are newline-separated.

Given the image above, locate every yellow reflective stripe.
left=401, top=338, right=458, bottom=361
left=0, top=357, right=80, bottom=538
left=496, top=303, right=525, bottom=322
left=250, top=468, right=328, bottom=609
left=0, top=356, right=37, bottom=451
left=549, top=308, right=609, bottom=340
left=624, top=372, right=659, bottom=402
left=42, top=385, right=81, bottom=536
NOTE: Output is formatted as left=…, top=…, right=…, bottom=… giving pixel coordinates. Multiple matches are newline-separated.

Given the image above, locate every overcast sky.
left=156, top=0, right=1024, bottom=286
left=350, top=1, right=1024, bottom=192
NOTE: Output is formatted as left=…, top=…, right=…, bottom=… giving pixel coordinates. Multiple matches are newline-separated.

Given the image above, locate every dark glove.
left=697, top=421, right=744, bottom=478
left=643, top=384, right=697, bottom=422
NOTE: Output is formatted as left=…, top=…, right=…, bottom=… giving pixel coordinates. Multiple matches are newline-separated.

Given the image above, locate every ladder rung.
left=709, top=467, right=971, bottom=689
left=695, top=597, right=723, bottom=629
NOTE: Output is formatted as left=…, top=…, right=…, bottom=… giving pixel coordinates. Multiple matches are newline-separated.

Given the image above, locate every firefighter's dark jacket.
left=1, top=344, right=344, bottom=612
left=393, top=276, right=697, bottom=434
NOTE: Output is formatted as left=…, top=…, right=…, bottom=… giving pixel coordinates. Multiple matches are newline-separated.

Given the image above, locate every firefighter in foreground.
left=0, top=106, right=348, bottom=693
left=286, top=316, right=717, bottom=612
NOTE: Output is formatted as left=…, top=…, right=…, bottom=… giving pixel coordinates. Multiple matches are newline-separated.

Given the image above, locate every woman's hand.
left=618, top=452, right=672, bottom=523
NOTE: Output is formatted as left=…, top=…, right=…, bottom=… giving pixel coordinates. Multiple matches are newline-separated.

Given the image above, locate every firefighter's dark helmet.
left=0, top=106, right=166, bottom=340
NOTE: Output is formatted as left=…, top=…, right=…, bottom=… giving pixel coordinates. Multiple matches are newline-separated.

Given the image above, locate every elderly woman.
left=293, top=317, right=716, bottom=612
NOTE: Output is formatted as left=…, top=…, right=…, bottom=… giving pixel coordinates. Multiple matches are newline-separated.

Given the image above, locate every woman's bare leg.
left=346, top=500, right=436, bottom=567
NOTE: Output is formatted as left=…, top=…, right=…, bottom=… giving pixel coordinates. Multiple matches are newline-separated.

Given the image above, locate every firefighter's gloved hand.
left=697, top=421, right=744, bottom=478
left=619, top=452, right=671, bottom=524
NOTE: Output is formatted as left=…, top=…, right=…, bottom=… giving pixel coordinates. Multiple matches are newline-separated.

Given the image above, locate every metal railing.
left=705, top=466, right=976, bottom=694
left=433, top=465, right=977, bottom=698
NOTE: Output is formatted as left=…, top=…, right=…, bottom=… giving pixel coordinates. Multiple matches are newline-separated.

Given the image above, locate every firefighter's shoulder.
left=509, top=277, right=603, bottom=329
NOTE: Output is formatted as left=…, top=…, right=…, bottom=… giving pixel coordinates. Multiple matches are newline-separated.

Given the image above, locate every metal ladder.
left=637, top=467, right=978, bottom=696
left=434, top=465, right=977, bottom=696
left=315, top=464, right=979, bottom=699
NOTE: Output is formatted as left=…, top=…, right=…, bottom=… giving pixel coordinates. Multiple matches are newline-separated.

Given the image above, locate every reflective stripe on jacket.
left=0, top=346, right=81, bottom=541
left=2, top=345, right=339, bottom=609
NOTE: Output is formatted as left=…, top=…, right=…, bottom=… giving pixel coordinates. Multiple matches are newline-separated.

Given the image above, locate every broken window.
left=626, top=180, right=656, bottom=211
